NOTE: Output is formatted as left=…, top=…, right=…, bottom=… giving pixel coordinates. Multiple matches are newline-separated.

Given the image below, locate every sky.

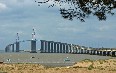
left=0, top=0, right=116, bottom=50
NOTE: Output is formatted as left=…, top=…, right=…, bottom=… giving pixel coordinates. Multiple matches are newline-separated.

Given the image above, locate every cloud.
left=0, top=0, right=116, bottom=49
left=0, top=3, right=7, bottom=11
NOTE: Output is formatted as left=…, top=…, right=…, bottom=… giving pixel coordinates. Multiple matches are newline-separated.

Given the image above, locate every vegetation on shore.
left=0, top=59, right=116, bottom=73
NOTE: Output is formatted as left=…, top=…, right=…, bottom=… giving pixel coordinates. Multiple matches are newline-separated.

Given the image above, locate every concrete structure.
left=30, top=40, right=37, bottom=53
left=5, top=45, right=11, bottom=52
left=16, top=42, right=20, bottom=52
left=50, top=41, right=54, bottom=53
left=40, top=40, right=73, bottom=53
left=12, top=44, right=14, bottom=52
left=40, top=40, right=45, bottom=53
left=56, top=42, right=60, bottom=53
left=4, top=38, right=116, bottom=57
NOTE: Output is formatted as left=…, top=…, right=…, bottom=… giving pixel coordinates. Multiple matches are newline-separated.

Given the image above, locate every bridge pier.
left=99, top=51, right=102, bottom=55
left=66, top=44, right=69, bottom=53
left=85, top=49, right=87, bottom=54
left=5, top=45, right=11, bottom=52
left=107, top=51, right=110, bottom=56
left=67, top=44, right=71, bottom=53
left=16, top=42, right=20, bottom=52
left=88, top=49, right=91, bottom=54
left=112, top=51, right=116, bottom=57
left=30, top=40, right=37, bottom=53
left=86, top=50, right=89, bottom=54
left=12, top=44, right=14, bottom=52
left=47, top=41, right=51, bottom=53
left=91, top=50, right=96, bottom=55
left=96, top=51, right=100, bottom=55
left=44, top=41, right=47, bottom=53
left=53, top=42, right=57, bottom=53
left=81, top=49, right=83, bottom=54
left=77, top=49, right=80, bottom=54
left=59, top=43, right=62, bottom=53
left=72, top=44, right=77, bottom=54
left=62, top=43, right=65, bottom=53
left=40, top=40, right=45, bottom=53
left=31, top=40, right=37, bottom=53
left=56, top=42, right=60, bottom=53
left=103, top=51, right=107, bottom=56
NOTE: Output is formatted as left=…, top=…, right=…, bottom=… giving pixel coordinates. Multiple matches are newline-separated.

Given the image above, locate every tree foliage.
left=35, top=0, right=116, bottom=22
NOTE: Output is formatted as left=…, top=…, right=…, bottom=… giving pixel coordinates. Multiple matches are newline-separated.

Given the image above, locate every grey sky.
left=0, top=0, right=116, bottom=50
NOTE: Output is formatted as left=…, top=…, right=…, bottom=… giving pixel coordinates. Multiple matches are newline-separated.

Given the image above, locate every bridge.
left=4, top=29, right=116, bottom=57
left=5, top=39, right=116, bottom=57
left=5, top=28, right=37, bottom=53
left=5, top=39, right=37, bottom=53
left=40, top=40, right=116, bottom=57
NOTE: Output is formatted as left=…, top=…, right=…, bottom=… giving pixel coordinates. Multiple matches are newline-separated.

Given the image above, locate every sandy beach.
left=0, top=59, right=116, bottom=73
left=0, top=53, right=116, bottom=73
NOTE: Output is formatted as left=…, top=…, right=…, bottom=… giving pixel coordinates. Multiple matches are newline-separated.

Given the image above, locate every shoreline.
left=0, top=59, right=116, bottom=73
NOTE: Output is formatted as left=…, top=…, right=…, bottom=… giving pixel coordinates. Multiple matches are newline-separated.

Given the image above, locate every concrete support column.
left=71, top=44, right=73, bottom=53
left=64, top=43, right=67, bottom=53
left=16, top=42, right=20, bottom=52
left=50, top=41, right=54, bottom=53
left=92, top=50, right=96, bottom=55
left=83, top=49, right=85, bottom=54
left=94, top=50, right=96, bottom=55
left=67, top=44, right=71, bottom=53
left=66, top=44, right=68, bottom=53
left=40, top=40, right=43, bottom=53
left=114, top=51, right=116, bottom=57
left=59, top=43, right=62, bottom=53
left=78, top=49, right=80, bottom=54
left=63, top=43, right=66, bottom=53
left=73, top=45, right=76, bottom=54
left=5, top=45, right=10, bottom=52
left=62, top=43, right=66, bottom=53
left=90, top=50, right=93, bottom=55
left=5, top=46, right=8, bottom=52
left=85, top=49, right=88, bottom=54
left=40, top=40, right=46, bottom=53
left=89, top=50, right=91, bottom=54
left=99, top=51, right=102, bottom=55
left=107, top=51, right=110, bottom=56
left=81, top=49, right=83, bottom=54
left=61, top=43, right=64, bottom=53
left=30, top=40, right=37, bottom=53
left=45, top=41, right=48, bottom=53
left=12, top=44, right=14, bottom=52
left=103, top=51, right=107, bottom=56
left=54, top=42, right=57, bottom=53
left=75, top=47, right=78, bottom=54
left=112, top=51, right=116, bottom=57
left=110, top=51, right=113, bottom=56
left=56, top=42, right=60, bottom=53
left=98, top=51, right=100, bottom=55
left=48, top=41, right=51, bottom=53
left=83, top=49, right=84, bottom=54
left=75, top=45, right=78, bottom=54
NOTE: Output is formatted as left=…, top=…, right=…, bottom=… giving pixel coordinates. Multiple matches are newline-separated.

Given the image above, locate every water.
left=0, top=52, right=115, bottom=67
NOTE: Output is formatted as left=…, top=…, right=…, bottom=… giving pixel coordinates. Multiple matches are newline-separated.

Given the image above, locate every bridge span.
left=5, top=39, right=37, bottom=53
left=40, top=40, right=116, bottom=57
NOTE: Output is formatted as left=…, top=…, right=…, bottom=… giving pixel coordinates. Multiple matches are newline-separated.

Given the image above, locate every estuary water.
left=0, top=52, right=116, bottom=67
